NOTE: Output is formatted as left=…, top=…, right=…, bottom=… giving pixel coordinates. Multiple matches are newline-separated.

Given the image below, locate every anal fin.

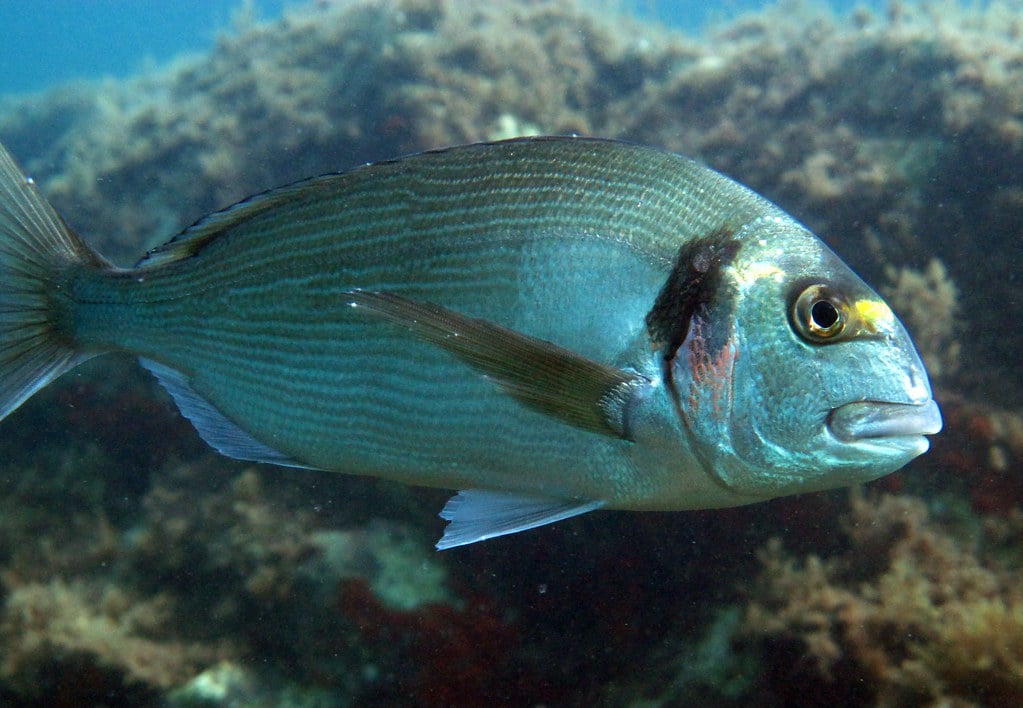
left=140, top=358, right=313, bottom=469
left=436, top=489, right=605, bottom=550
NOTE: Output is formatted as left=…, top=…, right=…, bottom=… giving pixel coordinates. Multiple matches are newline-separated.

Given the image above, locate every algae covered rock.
left=742, top=491, right=1023, bottom=705
left=0, top=0, right=1021, bottom=704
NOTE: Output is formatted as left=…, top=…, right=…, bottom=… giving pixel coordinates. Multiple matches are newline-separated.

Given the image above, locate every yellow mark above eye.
left=853, top=299, right=894, bottom=332
left=792, top=289, right=894, bottom=344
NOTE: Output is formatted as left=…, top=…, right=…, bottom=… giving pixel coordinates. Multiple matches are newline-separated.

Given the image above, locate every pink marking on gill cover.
left=684, top=315, right=738, bottom=424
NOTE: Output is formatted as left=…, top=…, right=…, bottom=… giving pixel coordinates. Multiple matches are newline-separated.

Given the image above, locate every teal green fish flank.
left=0, top=137, right=941, bottom=547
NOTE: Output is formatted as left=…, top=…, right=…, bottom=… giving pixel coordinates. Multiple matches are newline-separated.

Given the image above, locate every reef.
left=0, top=0, right=1020, bottom=704
left=742, top=490, right=1023, bottom=706
left=883, top=258, right=960, bottom=382
left=0, top=579, right=225, bottom=704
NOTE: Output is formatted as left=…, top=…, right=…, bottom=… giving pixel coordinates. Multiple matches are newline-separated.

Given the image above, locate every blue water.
left=0, top=0, right=287, bottom=95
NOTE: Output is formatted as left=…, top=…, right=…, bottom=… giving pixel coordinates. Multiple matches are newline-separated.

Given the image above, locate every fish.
left=0, top=136, right=942, bottom=549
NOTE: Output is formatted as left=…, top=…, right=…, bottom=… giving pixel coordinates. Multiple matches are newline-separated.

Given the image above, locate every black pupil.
left=811, top=300, right=840, bottom=329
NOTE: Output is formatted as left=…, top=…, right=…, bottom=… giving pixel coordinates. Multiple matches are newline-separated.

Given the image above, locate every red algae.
left=337, top=578, right=525, bottom=706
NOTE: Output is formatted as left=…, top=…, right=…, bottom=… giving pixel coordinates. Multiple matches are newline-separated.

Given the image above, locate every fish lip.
left=827, top=398, right=943, bottom=444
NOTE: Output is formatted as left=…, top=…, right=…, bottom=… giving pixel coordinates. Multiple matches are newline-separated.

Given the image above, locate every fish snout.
left=827, top=398, right=942, bottom=456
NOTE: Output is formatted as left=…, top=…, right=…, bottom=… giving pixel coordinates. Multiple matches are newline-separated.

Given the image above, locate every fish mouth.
left=827, top=399, right=943, bottom=450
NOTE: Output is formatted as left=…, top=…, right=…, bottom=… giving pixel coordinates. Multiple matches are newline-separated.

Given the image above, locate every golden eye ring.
left=792, top=284, right=847, bottom=343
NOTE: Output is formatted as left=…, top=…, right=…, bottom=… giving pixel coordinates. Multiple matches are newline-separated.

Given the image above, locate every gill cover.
left=696, top=218, right=936, bottom=497
left=645, top=226, right=745, bottom=489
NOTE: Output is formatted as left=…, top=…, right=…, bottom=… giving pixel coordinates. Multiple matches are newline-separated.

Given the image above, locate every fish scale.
left=0, top=137, right=941, bottom=548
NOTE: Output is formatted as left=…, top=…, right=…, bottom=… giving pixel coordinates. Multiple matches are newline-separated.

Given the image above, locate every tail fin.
left=0, top=141, right=107, bottom=421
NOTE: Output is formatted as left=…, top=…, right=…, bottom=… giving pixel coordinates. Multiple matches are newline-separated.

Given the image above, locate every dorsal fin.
left=134, top=174, right=339, bottom=269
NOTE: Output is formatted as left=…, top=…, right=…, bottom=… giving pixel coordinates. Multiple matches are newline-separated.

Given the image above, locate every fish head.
left=667, top=217, right=942, bottom=499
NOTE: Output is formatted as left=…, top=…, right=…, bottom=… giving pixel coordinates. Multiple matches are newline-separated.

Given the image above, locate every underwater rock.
left=0, top=579, right=226, bottom=705
left=166, top=661, right=336, bottom=708
left=128, top=465, right=475, bottom=700
left=932, top=396, right=1023, bottom=517
left=168, top=662, right=257, bottom=708
left=0, top=0, right=1021, bottom=703
left=742, top=490, right=1023, bottom=706
left=882, top=258, right=960, bottom=381
left=299, top=524, right=453, bottom=611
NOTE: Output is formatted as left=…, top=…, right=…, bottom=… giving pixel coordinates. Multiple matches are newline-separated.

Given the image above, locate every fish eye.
left=791, top=284, right=847, bottom=343
left=811, top=299, right=839, bottom=330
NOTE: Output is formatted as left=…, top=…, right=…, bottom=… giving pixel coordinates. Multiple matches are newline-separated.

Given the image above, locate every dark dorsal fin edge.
left=133, top=174, right=341, bottom=269
left=133, top=137, right=659, bottom=270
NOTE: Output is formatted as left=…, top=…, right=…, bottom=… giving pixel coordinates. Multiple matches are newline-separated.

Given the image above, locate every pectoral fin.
left=346, top=290, right=649, bottom=439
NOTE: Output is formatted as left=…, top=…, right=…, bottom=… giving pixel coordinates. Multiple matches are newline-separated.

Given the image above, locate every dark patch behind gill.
left=645, top=227, right=741, bottom=365
left=644, top=227, right=743, bottom=490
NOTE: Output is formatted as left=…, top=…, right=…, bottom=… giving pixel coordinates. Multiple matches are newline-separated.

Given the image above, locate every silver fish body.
left=0, top=137, right=941, bottom=547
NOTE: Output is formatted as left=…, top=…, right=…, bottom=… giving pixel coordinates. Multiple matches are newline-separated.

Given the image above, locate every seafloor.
left=0, top=0, right=1020, bottom=705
